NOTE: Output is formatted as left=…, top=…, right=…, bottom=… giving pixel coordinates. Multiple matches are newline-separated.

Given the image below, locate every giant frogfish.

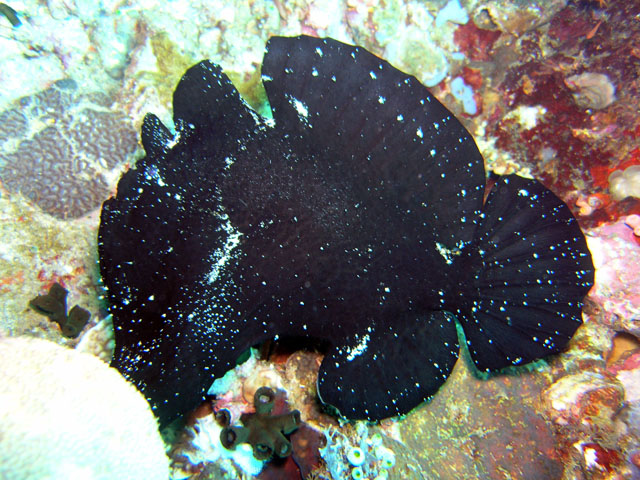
left=98, top=35, right=594, bottom=426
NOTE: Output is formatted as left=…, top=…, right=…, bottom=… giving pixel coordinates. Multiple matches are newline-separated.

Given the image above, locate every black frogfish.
left=98, top=35, right=594, bottom=426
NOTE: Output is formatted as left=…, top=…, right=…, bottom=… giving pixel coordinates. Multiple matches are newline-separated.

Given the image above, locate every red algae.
left=476, top=0, right=640, bottom=227
left=453, top=21, right=502, bottom=62
left=579, top=442, right=622, bottom=475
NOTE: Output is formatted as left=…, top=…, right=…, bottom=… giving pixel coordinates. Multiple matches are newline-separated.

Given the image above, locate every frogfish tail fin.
left=452, top=174, right=594, bottom=372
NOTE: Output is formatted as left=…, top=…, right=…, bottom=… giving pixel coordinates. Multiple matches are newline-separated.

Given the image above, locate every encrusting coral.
left=219, top=386, right=301, bottom=461
left=0, top=335, right=168, bottom=479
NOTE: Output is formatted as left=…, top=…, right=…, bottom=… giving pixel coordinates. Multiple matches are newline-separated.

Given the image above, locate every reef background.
left=0, top=0, right=639, bottom=479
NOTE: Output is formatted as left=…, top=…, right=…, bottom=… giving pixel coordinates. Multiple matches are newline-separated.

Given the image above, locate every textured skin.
left=98, top=36, right=594, bottom=426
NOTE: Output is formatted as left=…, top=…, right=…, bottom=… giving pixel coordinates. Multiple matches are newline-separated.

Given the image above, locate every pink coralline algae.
left=0, top=79, right=138, bottom=219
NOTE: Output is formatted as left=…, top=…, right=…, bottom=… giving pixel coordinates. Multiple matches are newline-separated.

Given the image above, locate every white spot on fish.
left=145, top=165, right=166, bottom=187
left=285, top=94, right=311, bottom=126
left=292, top=98, right=308, bottom=118
left=435, top=241, right=464, bottom=265
left=346, top=334, right=371, bottom=361
left=416, top=127, right=423, bottom=138
left=166, top=130, right=182, bottom=149
left=207, top=210, right=243, bottom=284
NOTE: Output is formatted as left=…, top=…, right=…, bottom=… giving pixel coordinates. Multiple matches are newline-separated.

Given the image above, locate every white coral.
left=0, top=335, right=168, bottom=479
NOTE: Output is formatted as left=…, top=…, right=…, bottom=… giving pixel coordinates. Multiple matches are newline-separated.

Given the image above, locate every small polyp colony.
left=320, top=422, right=396, bottom=480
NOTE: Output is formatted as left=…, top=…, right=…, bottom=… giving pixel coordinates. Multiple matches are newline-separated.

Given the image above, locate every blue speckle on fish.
left=98, top=35, right=594, bottom=426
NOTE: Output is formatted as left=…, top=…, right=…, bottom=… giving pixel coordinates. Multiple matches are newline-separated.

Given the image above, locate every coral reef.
left=219, top=386, right=301, bottom=461
left=626, top=214, right=640, bottom=238
left=0, top=193, right=101, bottom=343
left=171, top=349, right=326, bottom=479
left=170, top=346, right=428, bottom=480
left=75, top=315, right=115, bottom=363
left=474, top=0, right=640, bottom=229
left=450, top=76, right=478, bottom=115
left=0, top=79, right=138, bottom=219
left=565, top=72, right=616, bottom=111
left=319, top=423, right=398, bottom=480
left=0, top=335, right=168, bottom=480
left=399, top=354, right=565, bottom=479
left=174, top=408, right=267, bottom=479
left=0, top=0, right=639, bottom=479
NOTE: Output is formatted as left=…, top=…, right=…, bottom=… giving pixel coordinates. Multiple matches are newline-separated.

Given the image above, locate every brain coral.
left=0, top=335, right=168, bottom=480
left=0, top=79, right=138, bottom=219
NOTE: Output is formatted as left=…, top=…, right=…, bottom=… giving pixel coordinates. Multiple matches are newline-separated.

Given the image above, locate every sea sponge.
left=608, top=165, right=640, bottom=201
left=565, top=72, right=616, bottom=110
left=0, top=335, right=168, bottom=479
left=450, top=76, right=477, bottom=115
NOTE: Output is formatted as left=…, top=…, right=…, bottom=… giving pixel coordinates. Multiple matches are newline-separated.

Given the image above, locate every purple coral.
left=0, top=79, right=138, bottom=219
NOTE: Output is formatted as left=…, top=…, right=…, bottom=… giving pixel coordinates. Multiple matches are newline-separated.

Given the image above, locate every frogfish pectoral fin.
left=317, top=310, right=459, bottom=420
